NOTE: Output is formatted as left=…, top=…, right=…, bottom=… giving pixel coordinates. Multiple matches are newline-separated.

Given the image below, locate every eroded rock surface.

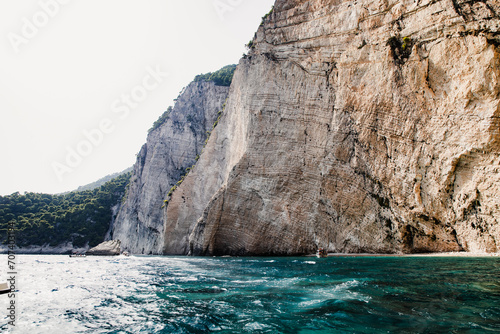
left=111, top=81, right=229, bottom=254
left=165, top=0, right=500, bottom=255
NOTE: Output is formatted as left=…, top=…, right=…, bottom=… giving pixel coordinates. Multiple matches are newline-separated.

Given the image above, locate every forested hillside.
left=0, top=172, right=131, bottom=249
left=74, top=167, right=132, bottom=193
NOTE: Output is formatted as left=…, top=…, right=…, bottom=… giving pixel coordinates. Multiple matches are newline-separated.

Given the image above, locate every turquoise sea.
left=0, top=255, right=499, bottom=333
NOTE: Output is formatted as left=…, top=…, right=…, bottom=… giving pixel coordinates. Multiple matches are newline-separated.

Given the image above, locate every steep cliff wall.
left=165, top=0, right=500, bottom=255
left=111, top=81, right=229, bottom=254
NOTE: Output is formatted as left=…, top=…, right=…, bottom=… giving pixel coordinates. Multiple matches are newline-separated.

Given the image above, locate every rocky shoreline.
left=0, top=242, right=88, bottom=255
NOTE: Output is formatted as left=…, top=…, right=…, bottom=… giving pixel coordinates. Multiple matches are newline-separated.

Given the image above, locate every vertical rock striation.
left=165, top=0, right=500, bottom=255
left=111, top=81, right=229, bottom=254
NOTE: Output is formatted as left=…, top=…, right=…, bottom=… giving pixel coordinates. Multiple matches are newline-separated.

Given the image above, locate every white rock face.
left=164, top=0, right=500, bottom=255
left=111, top=81, right=229, bottom=254
left=86, top=240, right=121, bottom=256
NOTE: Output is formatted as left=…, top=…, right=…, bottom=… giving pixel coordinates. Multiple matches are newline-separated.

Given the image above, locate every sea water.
left=0, top=255, right=499, bottom=333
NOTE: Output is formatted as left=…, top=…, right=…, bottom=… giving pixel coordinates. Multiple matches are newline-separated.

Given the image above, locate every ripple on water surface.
left=0, top=255, right=499, bottom=333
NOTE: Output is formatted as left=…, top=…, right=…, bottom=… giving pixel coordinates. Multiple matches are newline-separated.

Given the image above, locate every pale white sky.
left=0, top=0, right=274, bottom=195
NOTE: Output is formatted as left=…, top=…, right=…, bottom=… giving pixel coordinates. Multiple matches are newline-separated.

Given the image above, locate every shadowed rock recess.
left=122, top=0, right=500, bottom=255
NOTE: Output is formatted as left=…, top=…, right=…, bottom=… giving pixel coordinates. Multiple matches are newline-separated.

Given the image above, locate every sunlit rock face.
left=111, top=81, right=229, bottom=254
left=86, top=240, right=121, bottom=256
left=165, top=0, right=500, bottom=255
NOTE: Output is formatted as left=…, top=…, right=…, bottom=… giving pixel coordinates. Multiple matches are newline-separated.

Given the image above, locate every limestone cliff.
left=164, top=0, right=500, bottom=255
left=110, top=80, right=229, bottom=254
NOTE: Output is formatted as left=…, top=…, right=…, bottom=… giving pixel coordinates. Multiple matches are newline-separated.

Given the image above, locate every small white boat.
left=69, top=254, right=86, bottom=258
left=0, top=283, right=10, bottom=295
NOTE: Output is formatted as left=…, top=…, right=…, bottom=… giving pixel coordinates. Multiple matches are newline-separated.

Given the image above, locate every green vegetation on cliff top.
left=194, top=64, right=237, bottom=87
left=148, top=106, right=173, bottom=133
